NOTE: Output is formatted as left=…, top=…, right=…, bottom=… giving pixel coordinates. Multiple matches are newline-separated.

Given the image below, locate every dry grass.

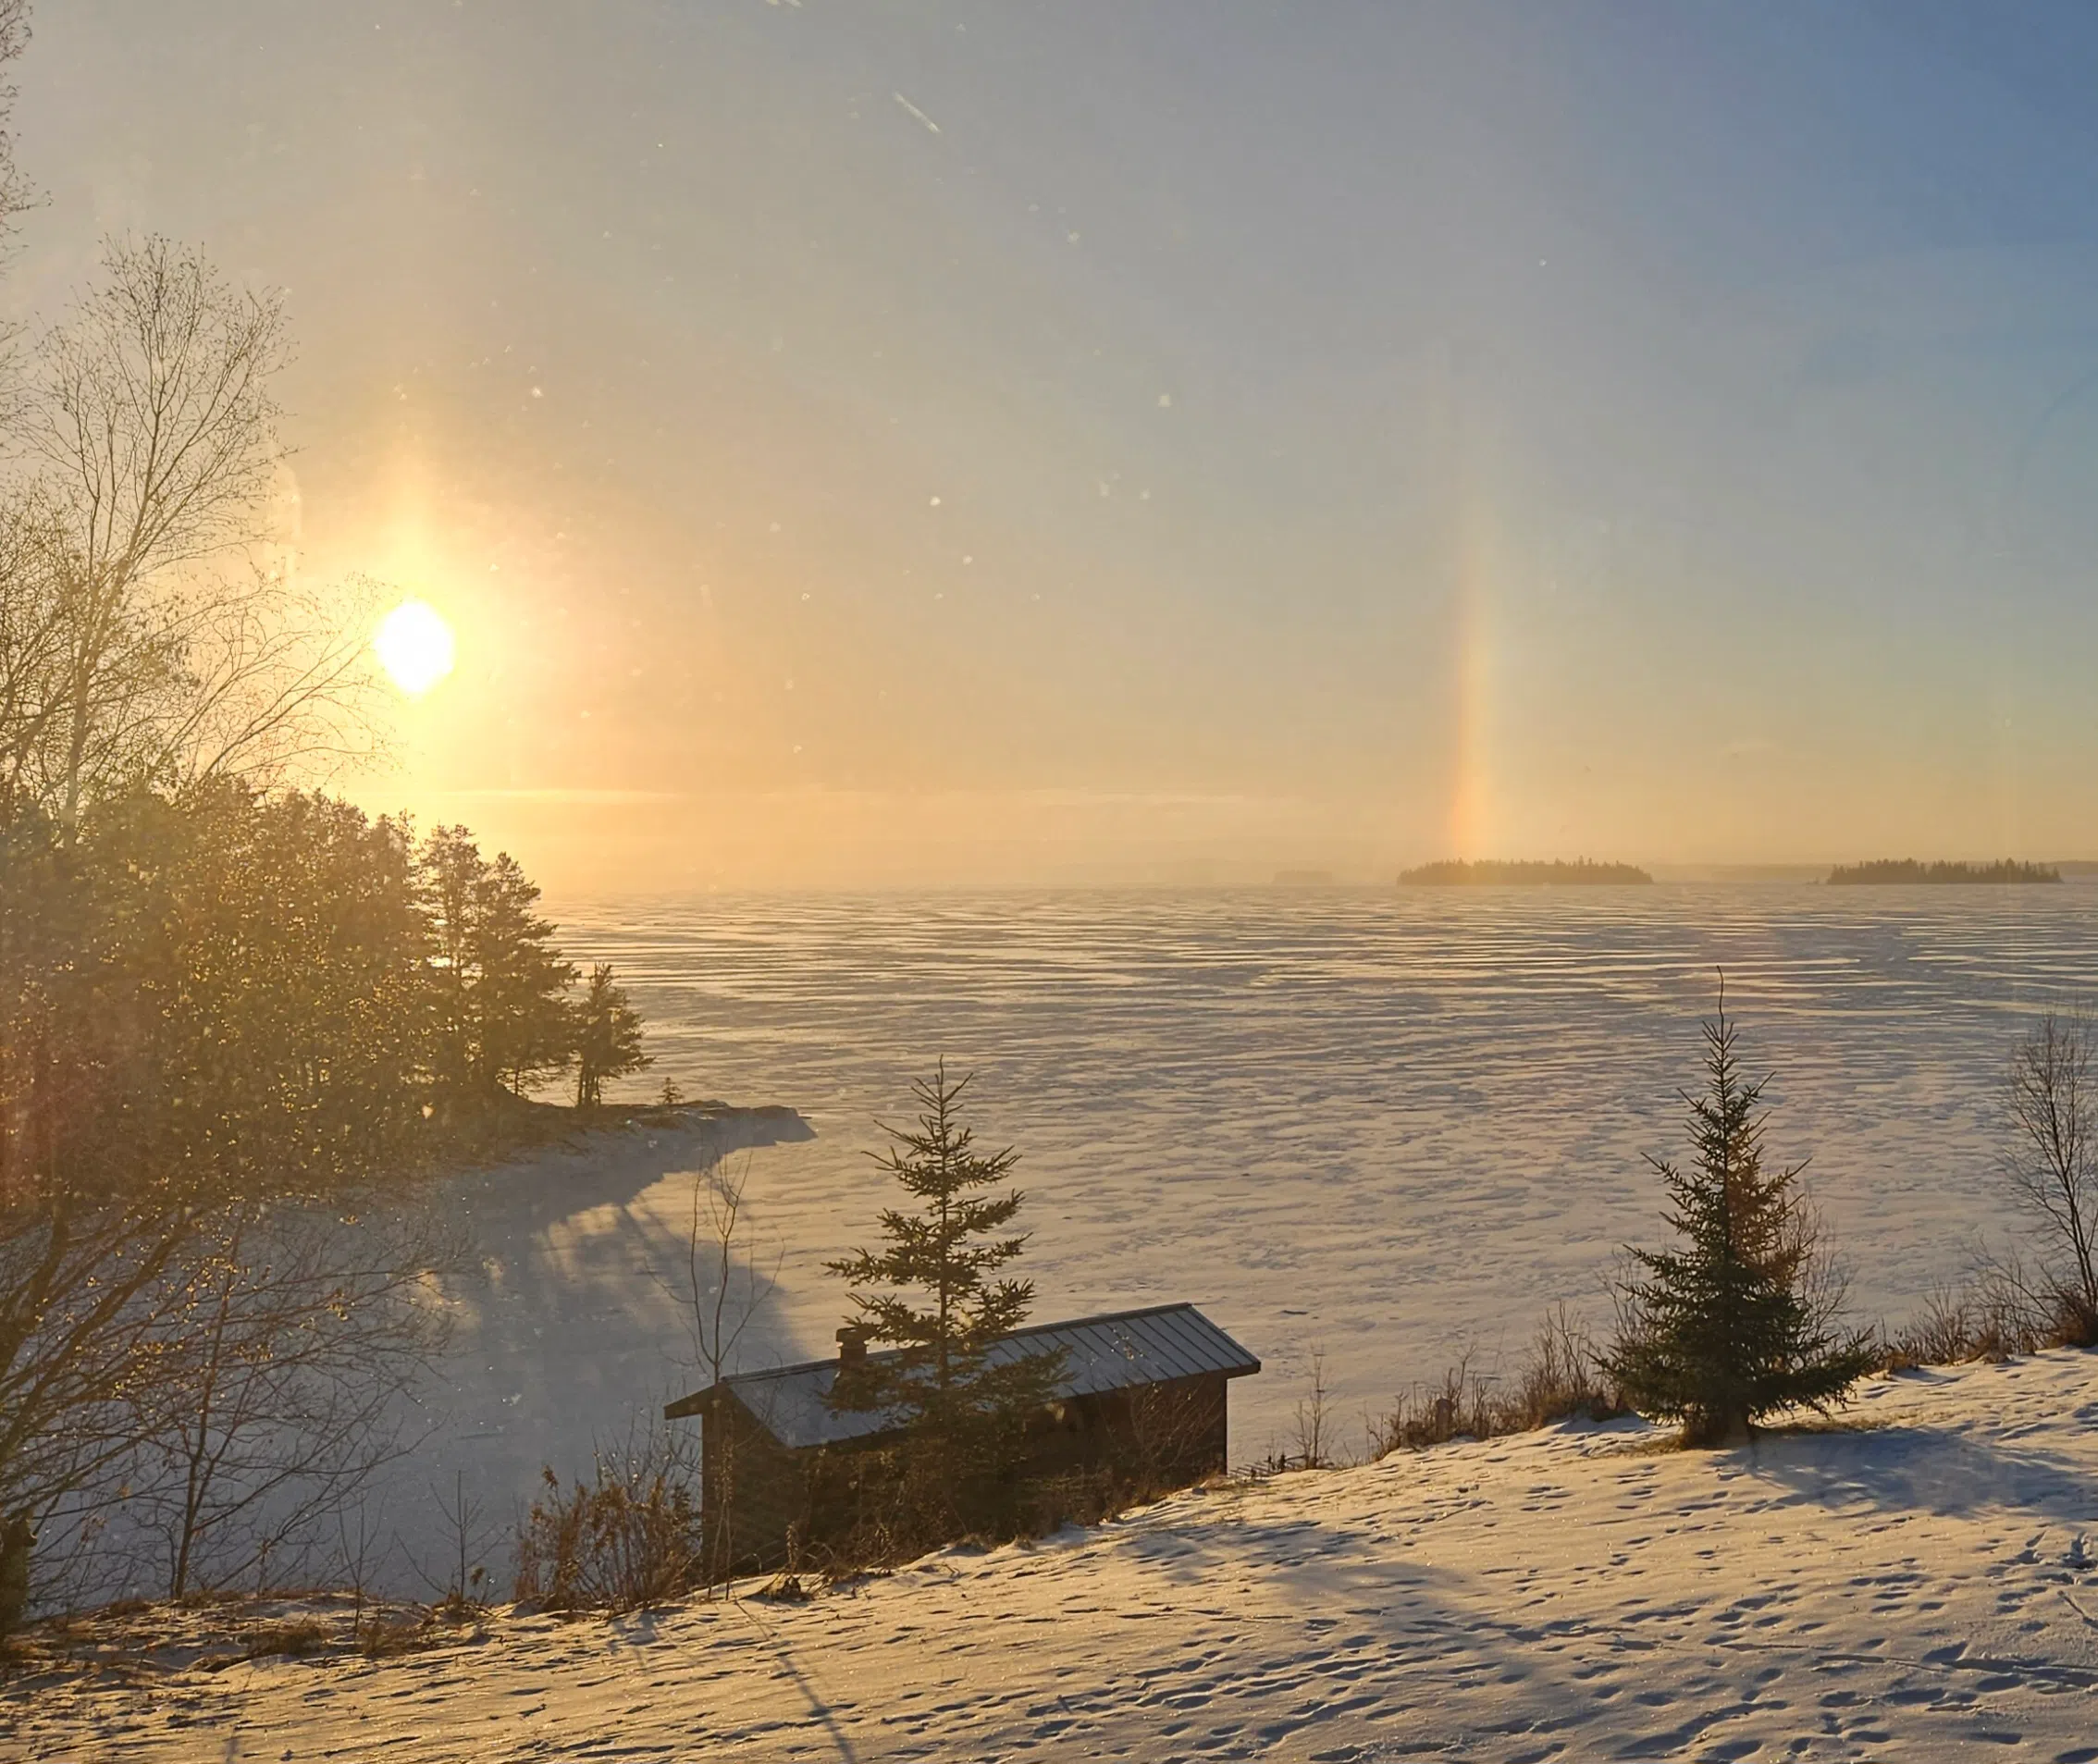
left=0, top=1592, right=458, bottom=1682
left=1370, top=1306, right=1626, bottom=1457
left=358, top=1614, right=440, bottom=1659
left=513, top=1430, right=706, bottom=1612
left=1877, top=1264, right=2098, bottom=1372
left=242, top=1619, right=328, bottom=1660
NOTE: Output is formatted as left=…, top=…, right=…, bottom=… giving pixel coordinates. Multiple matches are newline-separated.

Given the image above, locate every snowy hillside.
left=13, top=1350, right=2098, bottom=1762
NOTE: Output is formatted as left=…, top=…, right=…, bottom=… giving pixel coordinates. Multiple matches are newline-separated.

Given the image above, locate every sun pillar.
left=1447, top=495, right=1495, bottom=864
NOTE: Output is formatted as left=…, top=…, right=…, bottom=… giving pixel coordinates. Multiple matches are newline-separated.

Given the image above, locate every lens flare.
left=374, top=599, right=456, bottom=697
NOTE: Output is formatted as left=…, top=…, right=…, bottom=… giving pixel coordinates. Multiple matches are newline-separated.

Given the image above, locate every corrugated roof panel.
left=1157, top=1314, right=1201, bottom=1369
left=1147, top=1310, right=1210, bottom=1381
left=1160, top=1308, right=1232, bottom=1378
left=669, top=1303, right=1259, bottom=1450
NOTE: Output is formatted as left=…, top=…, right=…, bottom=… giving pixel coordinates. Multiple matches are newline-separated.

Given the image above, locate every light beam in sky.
left=1446, top=479, right=1497, bottom=864
left=374, top=599, right=456, bottom=697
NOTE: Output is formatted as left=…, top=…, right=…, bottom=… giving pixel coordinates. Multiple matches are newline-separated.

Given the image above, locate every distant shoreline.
left=1825, top=860, right=2061, bottom=886
left=1399, top=860, right=1653, bottom=886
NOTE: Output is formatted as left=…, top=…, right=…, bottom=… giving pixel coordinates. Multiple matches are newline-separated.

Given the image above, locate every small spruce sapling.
left=1606, top=985, right=1873, bottom=1446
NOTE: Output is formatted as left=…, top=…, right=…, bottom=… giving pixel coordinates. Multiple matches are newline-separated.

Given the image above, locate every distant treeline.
left=1400, top=859, right=1654, bottom=886
left=1825, top=860, right=2061, bottom=886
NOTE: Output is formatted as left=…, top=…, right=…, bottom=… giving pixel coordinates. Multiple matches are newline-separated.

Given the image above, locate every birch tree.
left=4, top=237, right=377, bottom=824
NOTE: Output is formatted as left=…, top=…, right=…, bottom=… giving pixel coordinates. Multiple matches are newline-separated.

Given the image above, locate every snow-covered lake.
left=379, top=883, right=2098, bottom=1594
left=568, top=885, right=2098, bottom=1412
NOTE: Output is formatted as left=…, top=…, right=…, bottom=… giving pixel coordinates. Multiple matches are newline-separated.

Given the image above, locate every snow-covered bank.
left=356, top=1104, right=812, bottom=1599
left=13, top=1351, right=2098, bottom=1762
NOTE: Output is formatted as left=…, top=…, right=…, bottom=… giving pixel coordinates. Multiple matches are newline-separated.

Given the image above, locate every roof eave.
left=663, top=1383, right=723, bottom=1421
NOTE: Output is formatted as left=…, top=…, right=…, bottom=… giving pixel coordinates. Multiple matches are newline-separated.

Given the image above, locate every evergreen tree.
left=826, top=1063, right=1062, bottom=1466
left=421, top=827, right=578, bottom=1101
left=573, top=964, right=650, bottom=1109
left=1605, top=991, right=1874, bottom=1446
left=1, top=783, right=448, bottom=1612
left=473, top=851, right=579, bottom=1092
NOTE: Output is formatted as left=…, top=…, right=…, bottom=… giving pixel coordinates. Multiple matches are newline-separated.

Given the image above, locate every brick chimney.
left=836, top=1325, right=870, bottom=1366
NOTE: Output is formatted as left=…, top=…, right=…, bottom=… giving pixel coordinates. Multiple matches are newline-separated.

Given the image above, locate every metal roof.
left=664, top=1302, right=1261, bottom=1451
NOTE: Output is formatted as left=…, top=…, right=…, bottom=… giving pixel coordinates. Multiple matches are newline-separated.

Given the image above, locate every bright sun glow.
left=374, top=599, right=456, bottom=697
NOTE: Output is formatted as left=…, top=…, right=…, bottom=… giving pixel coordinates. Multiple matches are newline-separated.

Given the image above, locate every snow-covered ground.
left=12, top=1351, right=2098, bottom=1762
left=332, top=1106, right=815, bottom=1602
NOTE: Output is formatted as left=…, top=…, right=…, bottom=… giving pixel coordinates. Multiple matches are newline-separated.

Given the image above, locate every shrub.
left=358, top=1615, right=432, bottom=1659
left=1370, top=1308, right=1625, bottom=1457
left=1881, top=1279, right=2035, bottom=1368
left=1879, top=1260, right=2095, bottom=1370
left=1509, top=1305, right=1622, bottom=1429
left=2052, top=1289, right=2098, bottom=1350
left=513, top=1432, right=704, bottom=1611
left=2000, top=1012, right=2098, bottom=1335
left=1370, top=1359, right=1499, bottom=1455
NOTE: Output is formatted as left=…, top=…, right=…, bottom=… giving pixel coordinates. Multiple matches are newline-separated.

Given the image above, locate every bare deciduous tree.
left=138, top=1205, right=447, bottom=1600
left=0, top=1197, right=204, bottom=1611
left=4, top=236, right=380, bottom=824
left=678, top=1154, right=780, bottom=1394
left=0, top=783, right=440, bottom=1622
left=416, top=1469, right=498, bottom=1609
left=651, top=1153, right=778, bottom=1585
left=0, top=1201, right=450, bottom=1611
left=0, top=500, right=74, bottom=807
left=2003, top=1010, right=2098, bottom=1338
left=0, top=0, right=36, bottom=392
left=1290, top=1347, right=1332, bottom=1470
left=335, top=1499, right=389, bottom=1644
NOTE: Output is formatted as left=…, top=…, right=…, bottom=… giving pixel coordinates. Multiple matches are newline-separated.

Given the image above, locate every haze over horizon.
left=14, top=1, right=2098, bottom=890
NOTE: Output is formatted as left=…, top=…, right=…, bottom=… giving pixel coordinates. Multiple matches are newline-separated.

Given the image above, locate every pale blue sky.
left=15, top=2, right=2098, bottom=884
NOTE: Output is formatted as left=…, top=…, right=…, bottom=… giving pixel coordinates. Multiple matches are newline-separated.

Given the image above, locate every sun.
left=373, top=599, right=456, bottom=697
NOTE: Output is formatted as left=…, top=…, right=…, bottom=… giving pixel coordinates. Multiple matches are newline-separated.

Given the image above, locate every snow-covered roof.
left=664, top=1302, right=1261, bottom=1450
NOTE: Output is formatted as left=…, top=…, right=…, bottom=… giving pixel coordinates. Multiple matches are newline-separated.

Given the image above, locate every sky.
left=12, top=0, right=2098, bottom=889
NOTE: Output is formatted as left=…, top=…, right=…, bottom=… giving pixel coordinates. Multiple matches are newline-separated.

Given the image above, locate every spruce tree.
left=1606, top=991, right=1874, bottom=1446
left=826, top=1063, right=1062, bottom=1473
left=573, top=964, right=650, bottom=1109
left=421, top=827, right=579, bottom=1101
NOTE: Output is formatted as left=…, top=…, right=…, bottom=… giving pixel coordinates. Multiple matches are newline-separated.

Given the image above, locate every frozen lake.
left=346, top=882, right=2098, bottom=1597
left=559, top=883, right=2098, bottom=1443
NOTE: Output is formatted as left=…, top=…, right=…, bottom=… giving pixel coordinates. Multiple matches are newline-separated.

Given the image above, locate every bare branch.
left=4, top=238, right=384, bottom=824
left=2001, top=1010, right=2098, bottom=1323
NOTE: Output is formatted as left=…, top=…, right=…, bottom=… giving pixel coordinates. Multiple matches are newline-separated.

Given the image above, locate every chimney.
left=836, top=1326, right=869, bottom=1366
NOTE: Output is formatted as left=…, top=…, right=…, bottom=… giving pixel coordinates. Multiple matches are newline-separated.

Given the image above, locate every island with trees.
left=1825, top=859, right=2061, bottom=885
left=1399, top=859, right=1653, bottom=886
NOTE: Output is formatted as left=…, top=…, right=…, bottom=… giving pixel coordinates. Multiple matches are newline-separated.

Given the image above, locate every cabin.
left=664, top=1302, right=1260, bottom=1575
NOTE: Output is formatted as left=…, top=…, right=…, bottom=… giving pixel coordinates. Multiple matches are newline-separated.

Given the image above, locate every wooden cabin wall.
left=1021, top=1373, right=1230, bottom=1485
left=698, top=1397, right=811, bottom=1577
left=696, top=1372, right=1240, bottom=1577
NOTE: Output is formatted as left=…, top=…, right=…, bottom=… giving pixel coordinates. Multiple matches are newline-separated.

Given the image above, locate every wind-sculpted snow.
left=556, top=884, right=2098, bottom=1455
left=13, top=1353, right=2098, bottom=1760
left=297, top=885, right=2098, bottom=1602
